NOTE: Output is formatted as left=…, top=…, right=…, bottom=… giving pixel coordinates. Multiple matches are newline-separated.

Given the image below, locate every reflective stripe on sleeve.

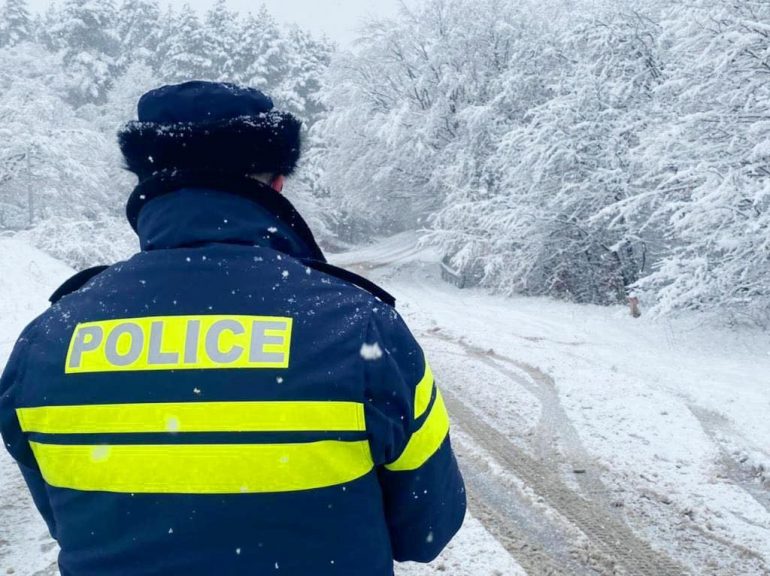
left=17, top=401, right=366, bottom=435
left=30, top=440, right=374, bottom=494
left=413, top=362, right=434, bottom=419
left=385, top=389, right=449, bottom=472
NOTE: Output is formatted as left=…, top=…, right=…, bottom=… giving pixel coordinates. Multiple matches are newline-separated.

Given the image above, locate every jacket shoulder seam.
left=49, top=265, right=111, bottom=305
left=301, top=260, right=396, bottom=308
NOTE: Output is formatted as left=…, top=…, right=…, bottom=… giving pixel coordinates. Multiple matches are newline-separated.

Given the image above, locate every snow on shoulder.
left=360, top=342, right=384, bottom=360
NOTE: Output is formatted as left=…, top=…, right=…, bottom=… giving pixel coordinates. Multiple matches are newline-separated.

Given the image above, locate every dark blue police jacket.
left=0, top=172, right=466, bottom=576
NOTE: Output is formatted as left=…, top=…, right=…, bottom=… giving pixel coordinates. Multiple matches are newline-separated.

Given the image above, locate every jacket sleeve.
left=363, top=305, right=466, bottom=563
left=0, top=321, right=58, bottom=539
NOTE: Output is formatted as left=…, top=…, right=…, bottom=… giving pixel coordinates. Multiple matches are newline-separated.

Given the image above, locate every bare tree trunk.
left=628, top=296, right=642, bottom=318
left=26, top=151, right=33, bottom=227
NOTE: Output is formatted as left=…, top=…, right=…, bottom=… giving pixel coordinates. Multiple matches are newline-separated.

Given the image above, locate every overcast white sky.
left=28, top=0, right=410, bottom=44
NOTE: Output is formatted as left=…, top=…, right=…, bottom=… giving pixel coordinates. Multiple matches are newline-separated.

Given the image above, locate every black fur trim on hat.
left=118, top=112, right=302, bottom=181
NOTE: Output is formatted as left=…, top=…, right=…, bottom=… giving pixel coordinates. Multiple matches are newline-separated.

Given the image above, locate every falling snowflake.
left=360, top=342, right=383, bottom=360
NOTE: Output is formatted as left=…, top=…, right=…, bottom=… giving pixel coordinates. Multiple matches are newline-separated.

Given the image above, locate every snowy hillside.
left=0, top=239, right=72, bottom=576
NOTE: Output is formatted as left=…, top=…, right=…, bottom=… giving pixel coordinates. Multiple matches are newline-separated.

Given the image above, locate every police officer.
left=0, top=81, right=466, bottom=576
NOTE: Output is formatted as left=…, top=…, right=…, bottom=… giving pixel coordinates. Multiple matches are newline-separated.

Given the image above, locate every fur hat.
left=118, top=81, right=302, bottom=181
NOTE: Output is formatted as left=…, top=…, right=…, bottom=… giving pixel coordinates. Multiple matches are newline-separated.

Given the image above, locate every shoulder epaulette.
left=49, top=265, right=110, bottom=304
left=303, top=260, right=396, bottom=308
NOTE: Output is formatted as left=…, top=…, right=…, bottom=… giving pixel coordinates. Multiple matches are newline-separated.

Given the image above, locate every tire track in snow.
left=426, top=329, right=611, bottom=502
left=687, top=405, right=770, bottom=517
left=490, top=343, right=769, bottom=570
left=442, top=388, right=688, bottom=575
left=453, top=430, right=610, bottom=576
left=417, top=330, right=687, bottom=575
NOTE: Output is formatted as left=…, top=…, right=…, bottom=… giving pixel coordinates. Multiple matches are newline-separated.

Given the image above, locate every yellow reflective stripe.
left=386, top=389, right=449, bottom=472
left=30, top=440, right=374, bottom=494
left=65, top=315, right=293, bottom=374
left=17, top=402, right=366, bottom=435
left=414, top=362, right=434, bottom=419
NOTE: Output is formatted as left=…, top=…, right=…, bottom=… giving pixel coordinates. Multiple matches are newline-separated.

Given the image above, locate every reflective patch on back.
left=29, top=440, right=374, bottom=494
left=66, top=315, right=293, bottom=374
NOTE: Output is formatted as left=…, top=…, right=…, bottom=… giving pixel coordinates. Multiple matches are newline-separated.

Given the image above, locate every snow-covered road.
left=2, top=235, right=769, bottom=575
left=334, top=233, right=770, bottom=576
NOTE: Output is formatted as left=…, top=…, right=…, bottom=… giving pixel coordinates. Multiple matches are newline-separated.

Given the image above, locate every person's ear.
left=271, top=175, right=286, bottom=193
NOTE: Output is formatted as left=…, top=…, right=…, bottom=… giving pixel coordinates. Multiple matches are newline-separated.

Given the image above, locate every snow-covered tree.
left=625, top=0, right=770, bottom=320
left=0, top=44, right=114, bottom=229
left=276, top=26, right=334, bottom=121
left=448, top=6, right=663, bottom=304
left=318, top=0, right=558, bottom=238
left=34, top=3, right=62, bottom=51
left=238, top=6, right=288, bottom=92
left=202, top=0, right=240, bottom=81
left=116, top=0, right=162, bottom=70
left=0, top=0, right=32, bottom=47
left=52, top=0, right=120, bottom=103
left=158, top=4, right=210, bottom=82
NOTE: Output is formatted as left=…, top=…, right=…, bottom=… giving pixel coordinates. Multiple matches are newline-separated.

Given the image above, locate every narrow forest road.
left=334, top=233, right=770, bottom=576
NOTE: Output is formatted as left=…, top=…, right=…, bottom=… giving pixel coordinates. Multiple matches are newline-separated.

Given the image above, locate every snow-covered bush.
left=319, top=0, right=770, bottom=319
left=17, top=216, right=137, bottom=269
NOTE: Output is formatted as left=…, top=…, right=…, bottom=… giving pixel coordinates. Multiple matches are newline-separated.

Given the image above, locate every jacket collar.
left=127, top=170, right=326, bottom=262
